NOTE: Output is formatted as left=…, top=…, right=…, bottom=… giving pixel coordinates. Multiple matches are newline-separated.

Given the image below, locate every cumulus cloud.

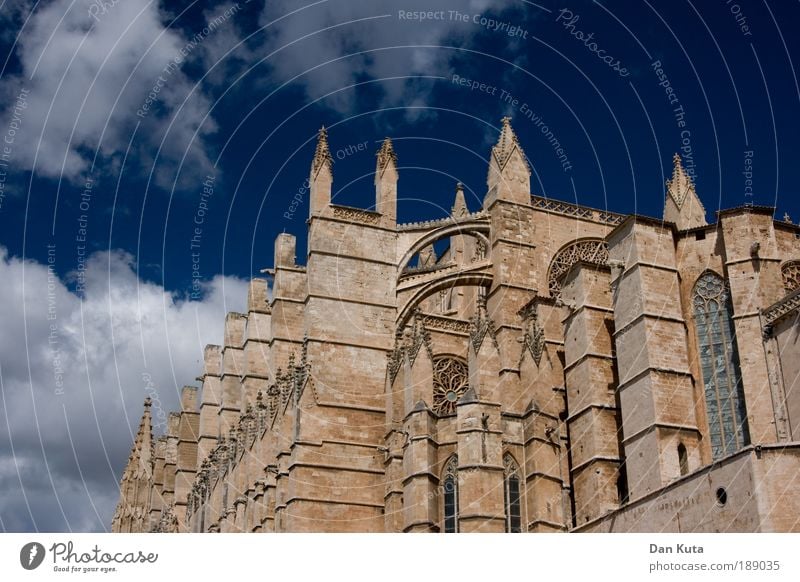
left=0, top=247, right=248, bottom=532
left=0, top=0, right=231, bottom=187
left=259, top=0, right=519, bottom=114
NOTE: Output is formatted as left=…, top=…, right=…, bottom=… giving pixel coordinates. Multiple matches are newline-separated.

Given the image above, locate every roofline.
left=716, top=204, right=775, bottom=218
left=763, top=287, right=800, bottom=327
left=606, top=213, right=678, bottom=241
left=530, top=194, right=627, bottom=219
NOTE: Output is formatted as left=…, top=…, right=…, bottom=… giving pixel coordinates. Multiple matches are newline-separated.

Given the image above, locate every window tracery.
left=432, top=357, right=469, bottom=416
left=547, top=239, right=609, bottom=297
left=781, top=261, right=800, bottom=294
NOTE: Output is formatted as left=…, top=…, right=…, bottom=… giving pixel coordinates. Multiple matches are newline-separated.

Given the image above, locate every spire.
left=111, top=398, right=154, bottom=532
left=375, top=137, right=398, bottom=223
left=127, top=398, right=154, bottom=479
left=492, top=116, right=526, bottom=171
left=309, top=126, right=334, bottom=217
left=452, top=182, right=468, bottom=218
left=311, top=126, right=333, bottom=178
left=485, top=117, right=531, bottom=208
left=666, top=153, right=695, bottom=209
left=664, top=153, right=707, bottom=229
left=376, top=137, right=397, bottom=175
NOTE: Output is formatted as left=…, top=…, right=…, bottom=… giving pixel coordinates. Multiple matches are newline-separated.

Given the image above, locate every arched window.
left=692, top=272, right=750, bottom=460
left=442, top=455, right=459, bottom=533
left=503, top=455, right=522, bottom=533
left=677, top=443, right=689, bottom=476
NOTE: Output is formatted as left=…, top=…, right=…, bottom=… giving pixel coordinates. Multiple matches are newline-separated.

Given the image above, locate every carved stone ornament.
left=548, top=239, right=609, bottom=298
left=432, top=357, right=469, bottom=416
left=519, top=305, right=546, bottom=367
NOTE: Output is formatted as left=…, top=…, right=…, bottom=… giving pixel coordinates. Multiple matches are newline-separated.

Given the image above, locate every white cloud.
left=0, top=0, right=226, bottom=187
left=259, top=0, right=518, bottom=114
left=0, top=247, right=248, bottom=531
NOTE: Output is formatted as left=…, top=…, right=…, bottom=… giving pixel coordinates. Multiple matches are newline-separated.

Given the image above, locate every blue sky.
left=0, top=0, right=798, bottom=532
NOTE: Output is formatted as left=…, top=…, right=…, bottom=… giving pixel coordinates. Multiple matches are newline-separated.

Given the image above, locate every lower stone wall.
left=576, top=445, right=800, bottom=533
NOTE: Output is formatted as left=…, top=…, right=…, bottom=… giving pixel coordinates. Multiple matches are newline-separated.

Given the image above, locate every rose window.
left=432, top=357, right=469, bottom=415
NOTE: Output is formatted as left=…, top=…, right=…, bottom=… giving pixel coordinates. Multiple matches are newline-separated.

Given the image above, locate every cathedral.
left=112, top=119, right=800, bottom=533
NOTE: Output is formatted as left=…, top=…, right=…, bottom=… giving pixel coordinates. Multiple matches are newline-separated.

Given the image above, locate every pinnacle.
left=452, top=182, right=468, bottom=217
left=666, top=152, right=695, bottom=209
left=669, top=152, right=691, bottom=180
left=492, top=116, right=525, bottom=170
left=664, top=152, right=707, bottom=228
left=376, top=137, right=398, bottom=172
left=311, top=125, right=333, bottom=176
left=133, top=401, right=153, bottom=452
left=117, top=397, right=154, bottom=509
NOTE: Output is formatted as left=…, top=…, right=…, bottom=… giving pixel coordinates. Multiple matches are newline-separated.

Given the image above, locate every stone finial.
left=452, top=182, right=468, bottom=217
left=492, top=117, right=526, bottom=170
left=376, top=137, right=397, bottom=174
left=469, top=292, right=499, bottom=354
left=664, top=153, right=707, bottom=229
left=784, top=212, right=792, bottom=224
left=311, top=126, right=333, bottom=177
left=134, top=399, right=153, bottom=454
left=485, top=116, right=531, bottom=208
left=666, top=153, right=696, bottom=209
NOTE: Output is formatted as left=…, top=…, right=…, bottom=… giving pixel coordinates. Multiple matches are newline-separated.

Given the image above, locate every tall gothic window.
left=443, top=455, right=459, bottom=533
left=692, top=272, right=750, bottom=460
left=503, top=455, right=522, bottom=533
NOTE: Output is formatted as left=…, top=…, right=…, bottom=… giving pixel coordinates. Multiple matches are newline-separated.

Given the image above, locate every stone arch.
left=547, top=238, right=609, bottom=297
left=398, top=220, right=490, bottom=275
left=396, top=271, right=492, bottom=327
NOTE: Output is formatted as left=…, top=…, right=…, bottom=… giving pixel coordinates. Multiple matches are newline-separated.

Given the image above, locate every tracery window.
left=432, top=357, right=469, bottom=416
left=692, top=271, right=750, bottom=460
left=547, top=239, right=609, bottom=297
left=781, top=261, right=800, bottom=294
left=443, top=455, right=459, bottom=533
left=503, top=455, right=522, bottom=533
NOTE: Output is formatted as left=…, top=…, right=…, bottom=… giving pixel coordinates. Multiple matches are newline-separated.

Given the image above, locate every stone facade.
left=112, top=119, right=800, bottom=533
